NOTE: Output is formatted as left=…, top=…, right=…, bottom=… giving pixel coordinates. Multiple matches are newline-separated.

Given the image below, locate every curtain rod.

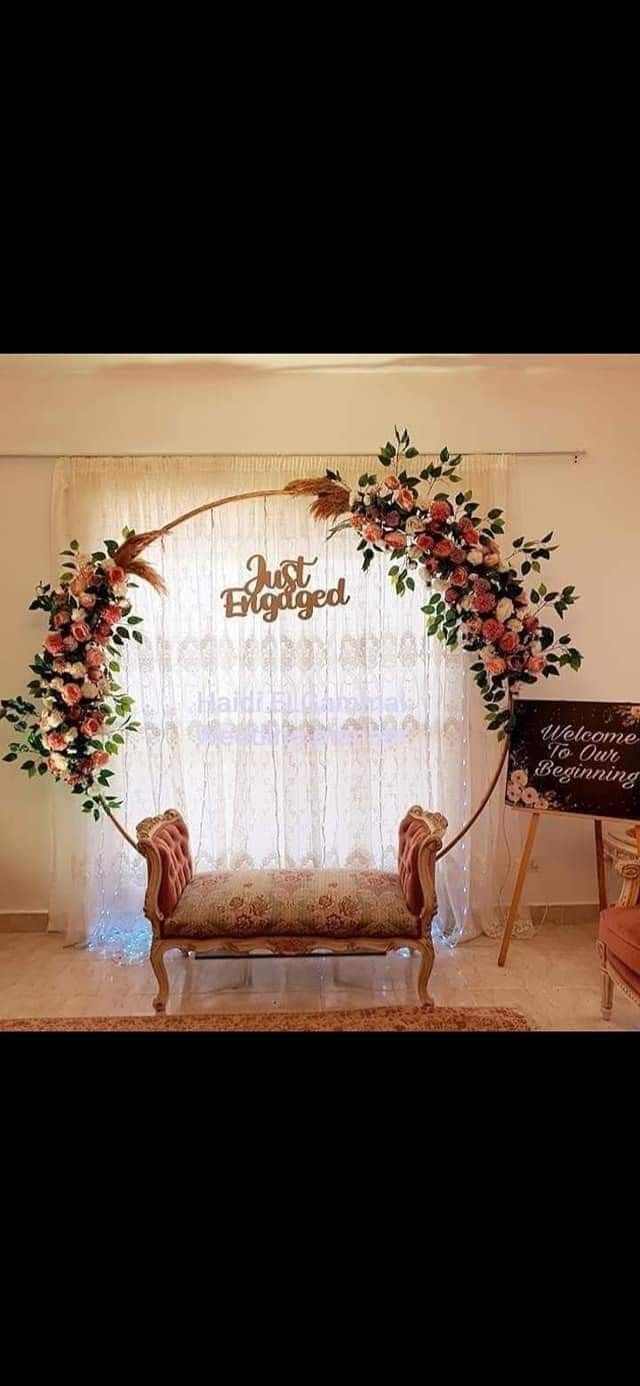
left=29, top=448, right=586, bottom=459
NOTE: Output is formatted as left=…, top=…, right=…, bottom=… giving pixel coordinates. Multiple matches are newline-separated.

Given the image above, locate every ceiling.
left=1, top=353, right=639, bottom=374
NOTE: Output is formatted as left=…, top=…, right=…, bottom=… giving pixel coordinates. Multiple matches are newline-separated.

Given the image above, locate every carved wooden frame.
left=598, top=856, right=640, bottom=1019
left=137, top=805, right=447, bottom=1015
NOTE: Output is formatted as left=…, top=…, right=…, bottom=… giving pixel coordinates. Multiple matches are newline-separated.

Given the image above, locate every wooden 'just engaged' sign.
left=506, top=699, right=640, bottom=822
left=220, top=554, right=350, bottom=623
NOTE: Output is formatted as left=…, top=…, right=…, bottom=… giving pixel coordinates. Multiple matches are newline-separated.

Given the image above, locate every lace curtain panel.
left=49, top=453, right=515, bottom=971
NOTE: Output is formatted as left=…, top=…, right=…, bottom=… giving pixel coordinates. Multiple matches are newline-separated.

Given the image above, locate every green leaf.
left=521, top=561, right=531, bottom=575
left=132, top=630, right=143, bottom=643
left=439, top=447, right=449, bottom=463
left=70, top=539, right=79, bottom=551
left=531, top=590, right=540, bottom=604
left=487, top=508, right=503, bottom=519
left=406, top=577, right=415, bottom=591
left=38, top=762, right=48, bottom=775
left=2, top=752, right=17, bottom=762
left=405, top=447, right=419, bottom=459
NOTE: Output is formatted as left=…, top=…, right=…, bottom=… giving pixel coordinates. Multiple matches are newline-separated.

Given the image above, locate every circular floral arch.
left=1, top=429, right=583, bottom=854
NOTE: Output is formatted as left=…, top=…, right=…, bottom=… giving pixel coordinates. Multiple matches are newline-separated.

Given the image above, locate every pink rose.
left=52, top=658, right=66, bottom=673
left=47, top=731, right=68, bottom=751
left=448, top=545, right=466, bottom=565
left=460, top=524, right=480, bottom=545
left=81, top=716, right=101, bottom=737
left=85, top=648, right=104, bottom=670
left=507, top=655, right=524, bottom=673
left=107, top=565, right=126, bottom=586
left=444, top=587, right=459, bottom=606
left=61, top=682, right=82, bottom=706
left=523, top=616, right=540, bottom=632
left=79, top=593, right=97, bottom=610
left=472, top=577, right=492, bottom=594
left=62, top=636, right=78, bottom=651
left=422, top=556, right=439, bottom=575
left=430, top=500, right=453, bottom=525
left=433, top=539, right=453, bottom=559
left=71, top=621, right=91, bottom=643
left=526, top=655, right=546, bottom=674
left=92, top=751, right=110, bottom=768
left=362, top=522, right=383, bottom=543
left=484, top=656, right=507, bottom=677
left=396, top=487, right=415, bottom=511
left=53, top=610, right=71, bottom=628
left=450, top=567, right=469, bottom=588
left=481, top=619, right=505, bottom=643
left=415, top=533, right=433, bottom=552
left=471, top=591, right=497, bottom=614
left=385, top=531, right=406, bottom=549
left=499, top=631, right=520, bottom=654
left=466, top=618, right=483, bottom=636
left=102, top=605, right=122, bottom=625
left=44, top=633, right=65, bottom=656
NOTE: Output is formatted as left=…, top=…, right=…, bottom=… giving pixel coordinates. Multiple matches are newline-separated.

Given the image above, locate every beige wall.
left=1, top=360, right=638, bottom=912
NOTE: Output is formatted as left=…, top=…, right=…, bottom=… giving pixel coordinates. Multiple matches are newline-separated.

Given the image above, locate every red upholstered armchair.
left=136, top=805, right=448, bottom=1014
left=598, top=848, right=640, bottom=1020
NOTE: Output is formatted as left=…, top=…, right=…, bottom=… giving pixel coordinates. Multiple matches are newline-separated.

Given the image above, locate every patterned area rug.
left=0, top=1006, right=532, bottom=1032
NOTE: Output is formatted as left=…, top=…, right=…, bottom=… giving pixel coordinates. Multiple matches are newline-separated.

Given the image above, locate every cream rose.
left=495, top=598, right=514, bottom=623
left=506, top=618, right=524, bottom=633
left=49, top=752, right=67, bottom=774
left=405, top=516, right=427, bottom=534
left=511, top=770, right=528, bottom=789
left=467, top=547, right=484, bottom=566
left=64, top=727, right=78, bottom=743
left=50, top=678, right=65, bottom=692
left=46, top=710, right=63, bottom=728
left=81, top=681, right=99, bottom=700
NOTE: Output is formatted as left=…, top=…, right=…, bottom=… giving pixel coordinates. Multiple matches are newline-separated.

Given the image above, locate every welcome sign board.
left=505, top=699, right=640, bottom=823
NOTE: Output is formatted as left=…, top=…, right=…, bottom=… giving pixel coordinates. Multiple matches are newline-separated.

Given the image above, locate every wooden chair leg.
left=150, top=941, right=170, bottom=1014
left=598, top=941, right=614, bottom=1020
left=416, top=937, right=435, bottom=1009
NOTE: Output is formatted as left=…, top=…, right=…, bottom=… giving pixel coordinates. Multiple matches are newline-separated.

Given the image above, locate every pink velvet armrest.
left=137, top=810, right=193, bottom=930
left=397, top=807, right=447, bottom=923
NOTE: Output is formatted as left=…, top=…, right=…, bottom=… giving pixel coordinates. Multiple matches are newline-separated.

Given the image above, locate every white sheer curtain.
left=49, top=453, right=513, bottom=969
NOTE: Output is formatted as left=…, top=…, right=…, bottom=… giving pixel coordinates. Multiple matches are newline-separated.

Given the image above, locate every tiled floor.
left=0, top=920, right=638, bottom=1029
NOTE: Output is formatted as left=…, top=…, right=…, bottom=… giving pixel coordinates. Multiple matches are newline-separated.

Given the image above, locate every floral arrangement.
left=288, top=427, right=583, bottom=739
left=0, top=529, right=163, bottom=820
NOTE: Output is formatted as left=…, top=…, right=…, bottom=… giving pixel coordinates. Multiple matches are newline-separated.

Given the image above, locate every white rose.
left=496, top=598, right=514, bottom=622
left=81, top=681, right=99, bottom=699
left=49, top=752, right=66, bottom=774
left=64, top=727, right=78, bottom=743
left=467, top=547, right=484, bottom=566
left=460, top=594, right=473, bottom=611
left=47, top=710, right=63, bottom=728
left=50, top=678, right=64, bottom=692
left=507, top=618, right=523, bottom=632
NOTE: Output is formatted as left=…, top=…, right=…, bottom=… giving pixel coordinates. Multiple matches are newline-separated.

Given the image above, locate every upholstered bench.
left=136, top=806, right=448, bottom=1014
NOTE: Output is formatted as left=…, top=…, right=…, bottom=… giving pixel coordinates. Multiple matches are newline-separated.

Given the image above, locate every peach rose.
left=526, top=655, right=546, bottom=674
left=450, top=567, right=469, bottom=588
left=499, top=631, right=520, bottom=654
left=481, top=619, right=505, bottom=643
left=350, top=512, right=364, bottom=529
left=52, top=658, right=66, bottom=673
left=44, top=633, right=65, bottom=656
left=102, top=605, right=122, bottom=625
left=396, top=487, right=415, bottom=511
left=471, top=591, right=497, bottom=614
left=466, top=618, right=483, bottom=636
left=92, top=751, right=110, bottom=768
left=81, top=716, right=101, bottom=737
left=71, top=621, right=92, bottom=643
left=415, top=533, right=433, bottom=552
left=523, top=616, right=540, bottom=632
left=430, top=500, right=452, bottom=525
left=79, top=593, right=97, bottom=610
left=433, top=539, right=453, bottom=559
left=362, top=522, right=383, bottom=543
left=448, top=545, right=466, bottom=565
left=484, top=656, right=507, bottom=677
left=47, top=731, right=68, bottom=751
left=53, top=610, right=71, bottom=628
left=61, top=682, right=82, bottom=706
left=385, top=474, right=401, bottom=491
left=85, top=648, right=104, bottom=670
left=385, top=531, right=406, bottom=549
left=62, top=636, right=78, bottom=652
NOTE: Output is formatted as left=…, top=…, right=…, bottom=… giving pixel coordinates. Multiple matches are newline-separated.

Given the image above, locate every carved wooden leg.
left=416, top=937, right=435, bottom=1008
left=150, top=941, right=169, bottom=1014
left=597, top=941, right=613, bottom=1020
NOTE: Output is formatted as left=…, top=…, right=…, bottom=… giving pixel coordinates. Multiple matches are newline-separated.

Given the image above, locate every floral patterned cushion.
left=164, top=868, right=421, bottom=939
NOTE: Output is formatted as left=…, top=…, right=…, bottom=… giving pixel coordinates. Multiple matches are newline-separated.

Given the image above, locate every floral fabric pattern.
left=164, top=867, right=421, bottom=939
